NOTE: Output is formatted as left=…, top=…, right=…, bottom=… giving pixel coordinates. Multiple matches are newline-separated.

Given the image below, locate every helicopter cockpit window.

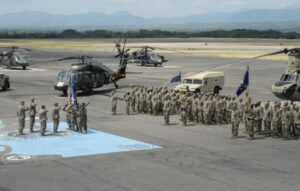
left=15, top=55, right=28, bottom=62
left=288, top=72, right=299, bottom=82
left=57, top=72, right=65, bottom=81
left=193, top=79, right=202, bottom=84
left=280, top=74, right=290, bottom=81
left=183, top=79, right=192, bottom=84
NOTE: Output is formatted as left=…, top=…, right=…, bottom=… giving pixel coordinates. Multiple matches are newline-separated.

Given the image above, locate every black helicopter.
left=53, top=40, right=129, bottom=95
left=128, top=45, right=168, bottom=67
left=0, top=46, right=31, bottom=69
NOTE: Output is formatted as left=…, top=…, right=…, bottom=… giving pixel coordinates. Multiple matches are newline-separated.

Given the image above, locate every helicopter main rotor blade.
left=204, top=48, right=290, bottom=72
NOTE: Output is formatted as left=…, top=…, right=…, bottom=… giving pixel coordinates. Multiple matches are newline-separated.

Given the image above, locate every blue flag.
left=69, top=72, right=78, bottom=105
left=170, top=72, right=181, bottom=83
left=236, top=66, right=249, bottom=97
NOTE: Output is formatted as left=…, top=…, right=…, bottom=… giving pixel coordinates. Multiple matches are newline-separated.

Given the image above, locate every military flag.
left=236, top=66, right=249, bottom=96
left=69, top=72, right=78, bottom=105
left=170, top=71, right=181, bottom=83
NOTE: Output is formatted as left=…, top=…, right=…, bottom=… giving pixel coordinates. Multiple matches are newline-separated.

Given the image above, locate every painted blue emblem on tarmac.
left=0, top=122, right=160, bottom=158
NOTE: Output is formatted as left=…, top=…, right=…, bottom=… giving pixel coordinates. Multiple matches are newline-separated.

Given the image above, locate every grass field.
left=1, top=38, right=300, bottom=60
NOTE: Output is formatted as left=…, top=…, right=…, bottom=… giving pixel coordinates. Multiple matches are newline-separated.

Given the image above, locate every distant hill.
left=1, top=8, right=300, bottom=31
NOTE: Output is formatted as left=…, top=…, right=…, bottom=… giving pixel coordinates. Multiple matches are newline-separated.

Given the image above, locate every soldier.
left=51, top=103, right=61, bottom=133
left=238, top=99, right=244, bottom=123
left=272, top=102, right=282, bottom=137
left=124, top=90, right=131, bottom=115
left=293, top=105, right=300, bottom=137
left=63, top=103, right=72, bottom=130
left=111, top=91, right=118, bottom=115
left=263, top=101, right=273, bottom=136
left=79, top=102, right=89, bottom=134
left=39, top=105, right=48, bottom=136
left=204, top=96, right=211, bottom=125
left=231, top=104, right=240, bottom=139
left=281, top=104, right=290, bottom=139
left=163, top=95, right=171, bottom=125
left=247, top=104, right=255, bottom=140
left=129, top=85, right=136, bottom=112
left=28, top=98, right=37, bottom=133
left=17, top=101, right=29, bottom=135
left=254, top=102, right=263, bottom=134
left=198, top=96, right=204, bottom=124
left=180, top=93, right=189, bottom=126
left=192, top=94, right=199, bottom=123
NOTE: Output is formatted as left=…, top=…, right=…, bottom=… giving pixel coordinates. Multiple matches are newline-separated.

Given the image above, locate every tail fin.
left=112, top=39, right=129, bottom=82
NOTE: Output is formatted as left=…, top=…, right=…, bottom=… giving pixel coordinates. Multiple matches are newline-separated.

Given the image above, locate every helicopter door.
left=96, top=73, right=104, bottom=87
left=91, top=74, right=97, bottom=88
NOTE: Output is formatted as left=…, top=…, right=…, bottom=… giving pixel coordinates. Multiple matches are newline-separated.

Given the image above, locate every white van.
left=174, top=71, right=224, bottom=94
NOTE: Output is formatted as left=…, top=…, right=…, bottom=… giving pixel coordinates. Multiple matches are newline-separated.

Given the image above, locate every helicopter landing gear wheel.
left=22, top=66, right=26, bottom=70
left=62, top=90, right=67, bottom=96
left=113, top=82, right=119, bottom=89
left=2, top=80, right=9, bottom=91
left=154, top=63, right=158, bottom=67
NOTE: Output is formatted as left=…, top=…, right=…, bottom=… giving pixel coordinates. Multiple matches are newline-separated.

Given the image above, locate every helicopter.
left=128, top=45, right=168, bottom=67
left=53, top=40, right=129, bottom=95
left=0, top=46, right=31, bottom=69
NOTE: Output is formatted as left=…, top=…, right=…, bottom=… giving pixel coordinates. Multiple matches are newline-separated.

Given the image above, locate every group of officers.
left=17, top=98, right=89, bottom=136
left=112, top=85, right=300, bottom=140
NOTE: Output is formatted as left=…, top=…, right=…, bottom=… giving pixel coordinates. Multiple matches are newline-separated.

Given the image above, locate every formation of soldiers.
left=116, top=85, right=300, bottom=140
left=17, top=98, right=89, bottom=136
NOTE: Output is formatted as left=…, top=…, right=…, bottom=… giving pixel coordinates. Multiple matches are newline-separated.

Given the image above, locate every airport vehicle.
left=0, top=73, right=10, bottom=91
left=174, top=71, right=224, bottom=95
left=0, top=46, right=30, bottom=69
left=54, top=40, right=129, bottom=95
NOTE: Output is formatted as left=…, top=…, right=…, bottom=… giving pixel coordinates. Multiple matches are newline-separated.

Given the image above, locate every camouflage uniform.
left=129, top=86, right=136, bottom=112
left=281, top=105, right=290, bottom=139
left=112, top=91, right=118, bottom=115
left=163, top=95, right=171, bottom=125
left=272, top=103, right=282, bottom=137
left=231, top=104, right=240, bottom=138
left=198, top=97, right=204, bottom=124
left=17, top=101, right=29, bottom=135
left=293, top=106, right=300, bottom=137
left=51, top=103, right=61, bottom=133
left=124, top=91, right=131, bottom=115
left=39, top=105, right=48, bottom=136
left=180, top=94, right=189, bottom=126
left=247, top=104, right=255, bottom=140
left=79, top=102, right=88, bottom=133
left=192, top=95, right=199, bottom=123
left=204, top=97, right=211, bottom=125
left=28, top=99, right=37, bottom=133
left=263, top=102, right=272, bottom=136
left=63, top=103, right=72, bottom=130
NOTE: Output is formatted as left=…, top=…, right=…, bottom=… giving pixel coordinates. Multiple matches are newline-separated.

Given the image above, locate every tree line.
left=0, top=29, right=299, bottom=39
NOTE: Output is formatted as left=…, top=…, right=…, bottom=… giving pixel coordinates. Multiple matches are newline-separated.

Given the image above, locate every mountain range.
left=1, top=8, right=300, bottom=31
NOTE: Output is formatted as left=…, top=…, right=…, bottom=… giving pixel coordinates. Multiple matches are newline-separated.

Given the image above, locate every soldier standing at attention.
left=163, top=95, right=171, bottom=125
left=180, top=93, right=189, bottom=126
left=63, top=103, right=72, bottom=130
left=281, top=104, right=290, bottom=139
left=247, top=104, right=255, bottom=140
left=263, top=101, right=273, bottom=137
left=129, top=85, right=136, bottom=112
left=231, top=104, right=240, bottom=139
left=112, top=91, right=118, bottom=115
left=28, top=98, right=37, bottom=133
left=52, top=103, right=61, bottom=133
left=17, top=101, right=29, bottom=135
left=272, top=102, right=282, bottom=137
left=39, top=105, right=48, bottom=136
left=293, top=106, right=300, bottom=137
left=79, top=102, right=89, bottom=134
left=124, top=90, right=131, bottom=115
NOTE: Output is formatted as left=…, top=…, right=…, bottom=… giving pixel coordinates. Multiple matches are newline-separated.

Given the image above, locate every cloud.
left=0, top=0, right=299, bottom=17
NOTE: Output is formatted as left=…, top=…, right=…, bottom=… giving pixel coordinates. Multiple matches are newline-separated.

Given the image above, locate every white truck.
left=174, top=71, right=224, bottom=95
left=0, top=73, right=10, bottom=91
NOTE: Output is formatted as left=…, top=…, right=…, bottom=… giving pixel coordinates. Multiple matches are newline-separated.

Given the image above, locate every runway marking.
left=0, top=122, right=161, bottom=158
left=0, top=68, right=47, bottom=72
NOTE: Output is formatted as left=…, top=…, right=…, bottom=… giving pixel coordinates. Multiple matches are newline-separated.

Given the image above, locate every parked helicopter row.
left=1, top=40, right=300, bottom=102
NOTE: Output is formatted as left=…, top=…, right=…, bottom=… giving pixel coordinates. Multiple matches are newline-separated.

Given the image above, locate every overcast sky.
left=0, top=0, right=300, bottom=18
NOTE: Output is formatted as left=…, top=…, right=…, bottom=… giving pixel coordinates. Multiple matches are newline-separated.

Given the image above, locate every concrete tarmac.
left=0, top=50, right=298, bottom=191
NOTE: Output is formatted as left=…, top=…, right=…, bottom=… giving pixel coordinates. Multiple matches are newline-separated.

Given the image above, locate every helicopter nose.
left=271, top=81, right=297, bottom=99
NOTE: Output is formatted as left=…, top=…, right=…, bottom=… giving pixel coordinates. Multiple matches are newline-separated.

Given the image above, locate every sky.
left=0, top=0, right=300, bottom=18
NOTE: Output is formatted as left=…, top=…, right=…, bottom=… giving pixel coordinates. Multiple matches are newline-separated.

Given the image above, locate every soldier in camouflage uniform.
left=231, top=104, right=241, bottom=139
left=79, top=102, right=89, bottom=134
left=192, top=94, right=199, bottom=123
left=180, top=93, right=189, bottom=126
left=293, top=105, right=300, bottom=137
left=124, top=90, right=131, bottom=115
left=198, top=96, right=204, bottom=124
left=254, top=102, right=263, bottom=134
left=111, top=91, right=118, bottom=115
left=263, top=101, right=273, bottom=136
left=129, top=85, right=136, bottom=112
left=63, top=103, right=72, bottom=130
left=51, top=103, right=61, bottom=133
left=247, top=104, right=255, bottom=140
left=272, top=102, right=282, bottom=137
left=39, top=105, right=48, bottom=136
left=28, top=98, right=37, bottom=133
left=203, top=96, right=211, bottom=125
left=17, top=101, right=29, bottom=135
left=163, top=95, right=171, bottom=125
left=281, top=104, right=290, bottom=139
